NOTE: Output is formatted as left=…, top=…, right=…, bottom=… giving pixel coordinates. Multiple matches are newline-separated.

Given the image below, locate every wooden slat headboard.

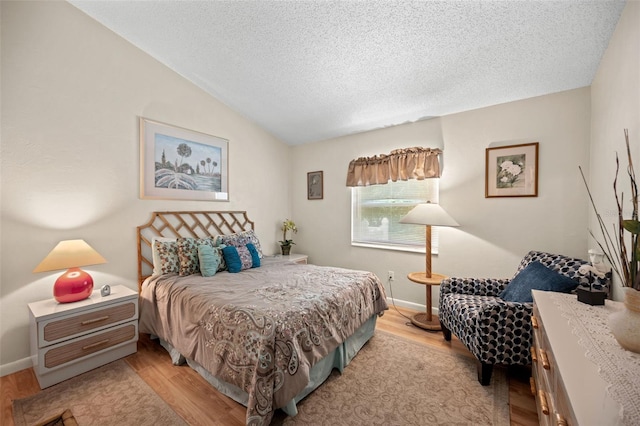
left=137, top=211, right=254, bottom=289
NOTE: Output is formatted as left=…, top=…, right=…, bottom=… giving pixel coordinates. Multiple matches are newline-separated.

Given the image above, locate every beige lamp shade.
left=33, top=239, right=107, bottom=273
left=399, top=202, right=459, bottom=227
left=399, top=201, right=458, bottom=279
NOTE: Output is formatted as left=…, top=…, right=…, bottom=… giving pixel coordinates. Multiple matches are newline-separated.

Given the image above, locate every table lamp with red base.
left=33, top=239, right=107, bottom=303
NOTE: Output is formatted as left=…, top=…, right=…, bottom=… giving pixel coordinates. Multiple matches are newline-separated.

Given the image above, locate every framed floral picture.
left=140, top=117, right=229, bottom=201
left=307, top=171, right=323, bottom=200
left=485, top=142, right=539, bottom=198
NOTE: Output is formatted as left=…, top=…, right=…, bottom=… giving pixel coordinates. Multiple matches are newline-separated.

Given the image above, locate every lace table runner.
left=551, top=293, right=640, bottom=426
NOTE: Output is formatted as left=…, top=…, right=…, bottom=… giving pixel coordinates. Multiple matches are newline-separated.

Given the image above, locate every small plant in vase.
left=580, top=129, right=640, bottom=352
left=279, top=219, right=297, bottom=256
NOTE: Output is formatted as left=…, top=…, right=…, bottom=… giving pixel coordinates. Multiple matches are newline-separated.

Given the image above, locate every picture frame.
left=140, top=117, right=229, bottom=201
left=485, top=142, right=539, bottom=198
left=307, top=171, right=323, bottom=200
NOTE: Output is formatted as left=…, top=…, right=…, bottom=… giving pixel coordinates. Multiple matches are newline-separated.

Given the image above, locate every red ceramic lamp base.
left=54, top=267, right=94, bottom=303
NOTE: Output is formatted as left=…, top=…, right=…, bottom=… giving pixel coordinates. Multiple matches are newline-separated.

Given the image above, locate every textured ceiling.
left=69, top=1, right=625, bottom=145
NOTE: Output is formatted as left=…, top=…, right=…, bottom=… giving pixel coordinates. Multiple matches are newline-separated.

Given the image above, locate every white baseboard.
left=385, top=297, right=439, bottom=315
left=0, top=357, right=32, bottom=377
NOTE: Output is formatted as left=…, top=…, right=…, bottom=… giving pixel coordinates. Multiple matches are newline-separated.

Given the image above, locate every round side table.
left=407, top=272, right=447, bottom=331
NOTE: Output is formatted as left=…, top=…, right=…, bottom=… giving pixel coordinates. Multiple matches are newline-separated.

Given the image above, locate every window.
left=351, top=179, right=439, bottom=253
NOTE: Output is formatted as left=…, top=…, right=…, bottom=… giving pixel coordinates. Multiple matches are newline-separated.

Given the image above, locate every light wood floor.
left=1, top=305, right=538, bottom=425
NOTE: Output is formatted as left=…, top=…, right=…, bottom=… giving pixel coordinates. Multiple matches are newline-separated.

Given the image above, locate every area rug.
left=12, top=360, right=186, bottom=426
left=276, top=330, right=510, bottom=426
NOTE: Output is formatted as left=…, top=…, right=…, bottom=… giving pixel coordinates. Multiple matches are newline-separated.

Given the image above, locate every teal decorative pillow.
left=198, top=244, right=220, bottom=277
left=222, top=246, right=243, bottom=273
left=247, top=243, right=260, bottom=268
left=222, top=244, right=258, bottom=273
left=500, top=261, right=579, bottom=303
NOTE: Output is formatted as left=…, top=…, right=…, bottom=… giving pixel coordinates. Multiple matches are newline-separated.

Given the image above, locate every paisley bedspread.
left=139, top=262, right=388, bottom=425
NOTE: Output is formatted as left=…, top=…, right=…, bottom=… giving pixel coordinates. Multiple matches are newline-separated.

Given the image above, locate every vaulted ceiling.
left=69, top=1, right=626, bottom=145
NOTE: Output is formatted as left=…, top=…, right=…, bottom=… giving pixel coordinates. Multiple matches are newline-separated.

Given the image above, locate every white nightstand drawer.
left=42, top=301, right=136, bottom=344
left=29, top=285, right=139, bottom=388
left=43, top=322, right=137, bottom=370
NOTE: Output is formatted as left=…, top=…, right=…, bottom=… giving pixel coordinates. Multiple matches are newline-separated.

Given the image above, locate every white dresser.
left=531, top=290, right=626, bottom=426
left=28, top=285, right=138, bottom=388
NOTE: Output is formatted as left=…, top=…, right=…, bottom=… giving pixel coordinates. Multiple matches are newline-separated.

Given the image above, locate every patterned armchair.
left=438, top=250, right=609, bottom=385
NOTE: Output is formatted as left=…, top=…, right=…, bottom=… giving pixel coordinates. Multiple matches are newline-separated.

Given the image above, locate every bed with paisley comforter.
left=137, top=211, right=388, bottom=426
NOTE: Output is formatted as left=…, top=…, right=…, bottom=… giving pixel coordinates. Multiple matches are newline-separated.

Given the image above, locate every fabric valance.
left=346, top=147, right=442, bottom=187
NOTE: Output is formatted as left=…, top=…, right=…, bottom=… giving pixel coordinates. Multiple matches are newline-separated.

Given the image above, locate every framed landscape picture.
left=485, top=142, right=538, bottom=198
left=140, top=117, right=229, bottom=201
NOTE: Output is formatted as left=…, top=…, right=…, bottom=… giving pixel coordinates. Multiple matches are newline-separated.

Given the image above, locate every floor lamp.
left=400, top=202, right=459, bottom=330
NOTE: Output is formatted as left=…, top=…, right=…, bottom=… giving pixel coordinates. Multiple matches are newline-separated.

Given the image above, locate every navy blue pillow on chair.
left=499, top=261, right=579, bottom=303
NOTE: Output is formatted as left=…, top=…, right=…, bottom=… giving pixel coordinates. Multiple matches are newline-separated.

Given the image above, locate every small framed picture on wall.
left=307, top=171, right=323, bottom=200
left=485, top=142, right=539, bottom=198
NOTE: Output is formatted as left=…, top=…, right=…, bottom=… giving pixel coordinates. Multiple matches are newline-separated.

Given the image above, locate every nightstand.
left=28, top=285, right=138, bottom=388
left=262, top=254, right=308, bottom=265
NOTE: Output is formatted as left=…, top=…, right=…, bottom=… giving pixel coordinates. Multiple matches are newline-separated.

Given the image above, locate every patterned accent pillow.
left=177, top=237, right=217, bottom=276
left=153, top=239, right=179, bottom=275
left=215, top=244, right=227, bottom=272
left=216, top=230, right=264, bottom=259
left=222, top=244, right=257, bottom=273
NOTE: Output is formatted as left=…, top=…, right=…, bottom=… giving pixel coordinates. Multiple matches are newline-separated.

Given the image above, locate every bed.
left=137, top=211, right=388, bottom=426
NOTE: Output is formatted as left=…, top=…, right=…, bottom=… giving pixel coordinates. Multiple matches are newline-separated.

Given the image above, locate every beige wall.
left=292, top=87, right=592, bottom=308
left=0, top=1, right=290, bottom=374
left=1, top=1, right=637, bottom=376
left=590, top=1, right=640, bottom=301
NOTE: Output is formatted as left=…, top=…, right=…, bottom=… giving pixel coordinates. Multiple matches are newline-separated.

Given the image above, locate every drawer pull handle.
left=556, top=413, right=568, bottom=426
left=538, top=390, right=550, bottom=415
left=539, top=349, right=551, bottom=370
left=530, top=347, right=538, bottom=363
left=532, top=316, right=539, bottom=328
left=82, top=339, right=110, bottom=350
left=529, top=377, right=536, bottom=395
left=81, top=316, right=110, bottom=326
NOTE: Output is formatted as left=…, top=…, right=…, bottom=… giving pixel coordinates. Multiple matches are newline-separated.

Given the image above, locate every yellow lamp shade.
left=33, top=239, right=107, bottom=303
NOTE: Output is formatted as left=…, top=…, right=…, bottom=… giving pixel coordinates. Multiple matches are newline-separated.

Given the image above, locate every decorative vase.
left=281, top=245, right=291, bottom=256
left=53, top=267, right=94, bottom=303
left=609, top=288, right=640, bottom=354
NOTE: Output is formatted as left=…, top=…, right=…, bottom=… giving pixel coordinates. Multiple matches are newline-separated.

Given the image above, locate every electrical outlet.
left=388, top=271, right=395, bottom=281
